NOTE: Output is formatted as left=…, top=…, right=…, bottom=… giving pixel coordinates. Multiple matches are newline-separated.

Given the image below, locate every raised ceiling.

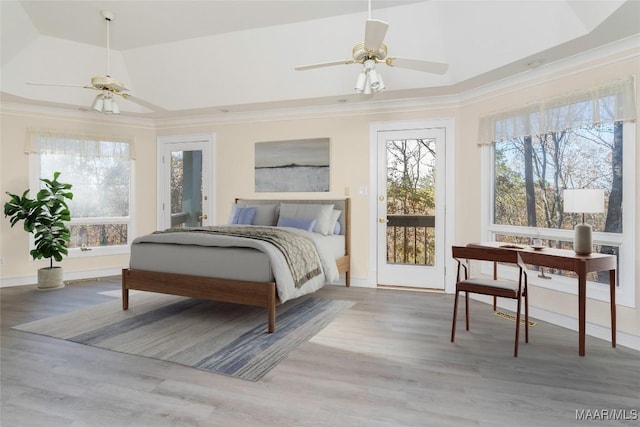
left=1, top=0, right=639, bottom=119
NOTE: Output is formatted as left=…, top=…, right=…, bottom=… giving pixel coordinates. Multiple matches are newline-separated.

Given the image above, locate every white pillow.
left=278, top=203, right=335, bottom=235
left=328, top=209, right=342, bottom=235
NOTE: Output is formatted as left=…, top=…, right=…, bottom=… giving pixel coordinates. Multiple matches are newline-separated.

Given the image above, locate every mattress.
left=131, top=244, right=273, bottom=282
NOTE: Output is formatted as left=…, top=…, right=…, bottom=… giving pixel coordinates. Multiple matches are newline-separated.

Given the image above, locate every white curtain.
left=478, top=76, right=637, bottom=144
left=25, top=131, right=136, bottom=160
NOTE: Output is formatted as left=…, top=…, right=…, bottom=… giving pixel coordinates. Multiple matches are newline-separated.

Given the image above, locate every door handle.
left=199, top=214, right=208, bottom=220
left=378, top=217, right=388, bottom=223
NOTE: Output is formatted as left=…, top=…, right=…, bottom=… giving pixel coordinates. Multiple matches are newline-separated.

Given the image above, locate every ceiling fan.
left=294, top=0, right=449, bottom=94
left=27, top=10, right=163, bottom=114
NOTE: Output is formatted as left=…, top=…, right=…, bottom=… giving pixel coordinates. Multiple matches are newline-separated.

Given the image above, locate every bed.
left=122, top=198, right=351, bottom=332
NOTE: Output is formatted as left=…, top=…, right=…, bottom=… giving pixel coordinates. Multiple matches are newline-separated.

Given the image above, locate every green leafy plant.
left=4, top=172, right=73, bottom=268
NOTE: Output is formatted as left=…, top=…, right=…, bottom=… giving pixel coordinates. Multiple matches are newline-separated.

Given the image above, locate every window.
left=480, top=78, right=636, bottom=307
left=28, top=131, right=135, bottom=256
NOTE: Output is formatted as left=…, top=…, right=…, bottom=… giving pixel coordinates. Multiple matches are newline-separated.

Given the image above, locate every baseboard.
left=0, top=268, right=123, bottom=288
left=325, top=275, right=373, bottom=288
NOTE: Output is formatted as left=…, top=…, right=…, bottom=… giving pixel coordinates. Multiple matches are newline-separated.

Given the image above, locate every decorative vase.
left=37, top=267, right=65, bottom=291
left=574, top=222, right=592, bottom=255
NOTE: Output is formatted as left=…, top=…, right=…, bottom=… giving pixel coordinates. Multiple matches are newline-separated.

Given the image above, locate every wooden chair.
left=451, top=245, right=529, bottom=357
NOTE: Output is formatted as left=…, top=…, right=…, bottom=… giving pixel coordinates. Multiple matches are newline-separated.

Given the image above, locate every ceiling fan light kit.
left=92, top=91, right=119, bottom=114
left=355, top=59, right=385, bottom=94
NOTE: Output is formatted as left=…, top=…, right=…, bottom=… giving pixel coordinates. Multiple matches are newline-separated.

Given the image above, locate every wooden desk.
left=468, top=242, right=616, bottom=356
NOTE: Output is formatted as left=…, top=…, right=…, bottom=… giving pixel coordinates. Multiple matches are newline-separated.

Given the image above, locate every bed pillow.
left=229, top=206, right=257, bottom=225
left=236, top=203, right=278, bottom=226
left=277, top=216, right=317, bottom=232
left=278, top=203, right=335, bottom=235
left=327, top=209, right=342, bottom=235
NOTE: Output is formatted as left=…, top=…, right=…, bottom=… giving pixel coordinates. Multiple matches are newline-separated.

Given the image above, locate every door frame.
left=156, top=133, right=216, bottom=230
left=375, top=127, right=446, bottom=289
left=368, top=119, right=456, bottom=294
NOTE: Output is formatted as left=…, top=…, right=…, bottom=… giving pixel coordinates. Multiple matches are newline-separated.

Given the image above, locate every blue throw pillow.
left=277, top=216, right=317, bottom=232
left=230, top=206, right=257, bottom=225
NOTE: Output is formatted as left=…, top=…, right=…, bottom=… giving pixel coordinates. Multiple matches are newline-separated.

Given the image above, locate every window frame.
left=481, top=122, right=636, bottom=308
left=28, top=139, right=136, bottom=258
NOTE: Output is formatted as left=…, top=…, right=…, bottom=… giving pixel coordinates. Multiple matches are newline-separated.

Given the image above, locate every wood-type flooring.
left=2, top=277, right=638, bottom=426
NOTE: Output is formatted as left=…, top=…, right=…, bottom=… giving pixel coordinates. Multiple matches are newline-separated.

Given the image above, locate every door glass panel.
left=386, top=138, right=436, bottom=266
left=170, top=150, right=203, bottom=228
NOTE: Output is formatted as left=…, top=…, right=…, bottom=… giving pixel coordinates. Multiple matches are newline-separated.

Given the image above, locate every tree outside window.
left=386, top=138, right=436, bottom=265
left=493, top=122, right=623, bottom=283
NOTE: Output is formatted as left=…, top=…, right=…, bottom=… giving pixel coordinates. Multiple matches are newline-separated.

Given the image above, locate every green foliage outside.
left=386, top=139, right=436, bottom=265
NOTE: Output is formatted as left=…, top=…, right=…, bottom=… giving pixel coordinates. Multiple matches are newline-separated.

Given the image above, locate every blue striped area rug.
left=13, top=293, right=354, bottom=382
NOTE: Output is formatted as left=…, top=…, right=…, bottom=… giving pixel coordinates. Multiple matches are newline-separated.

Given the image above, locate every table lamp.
left=563, top=189, right=604, bottom=255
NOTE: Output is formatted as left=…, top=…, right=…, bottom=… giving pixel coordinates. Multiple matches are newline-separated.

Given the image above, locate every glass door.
left=168, top=147, right=203, bottom=228
left=158, top=135, right=214, bottom=230
left=376, top=128, right=446, bottom=289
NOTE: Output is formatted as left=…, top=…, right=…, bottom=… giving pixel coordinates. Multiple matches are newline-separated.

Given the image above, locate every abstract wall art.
left=255, top=138, right=330, bottom=192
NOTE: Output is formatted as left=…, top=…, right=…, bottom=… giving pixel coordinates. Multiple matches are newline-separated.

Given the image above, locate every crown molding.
left=0, top=101, right=156, bottom=129
left=154, top=94, right=462, bottom=130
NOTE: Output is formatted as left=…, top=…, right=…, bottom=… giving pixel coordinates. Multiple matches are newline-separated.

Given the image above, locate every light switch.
left=358, top=186, right=368, bottom=196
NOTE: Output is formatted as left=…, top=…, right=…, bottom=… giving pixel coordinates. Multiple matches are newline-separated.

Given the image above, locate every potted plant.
left=4, top=172, right=73, bottom=290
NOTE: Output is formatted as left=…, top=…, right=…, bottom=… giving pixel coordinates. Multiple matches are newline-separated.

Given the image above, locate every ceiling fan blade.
left=27, top=82, right=86, bottom=88
left=364, top=19, right=389, bottom=51
left=295, top=59, right=355, bottom=71
left=385, top=57, right=449, bottom=74
left=119, top=93, right=166, bottom=112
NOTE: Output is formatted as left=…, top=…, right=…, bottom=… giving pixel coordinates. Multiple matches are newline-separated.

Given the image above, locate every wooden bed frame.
left=122, top=198, right=351, bottom=333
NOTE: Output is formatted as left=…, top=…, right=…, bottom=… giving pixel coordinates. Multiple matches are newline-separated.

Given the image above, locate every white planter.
left=37, top=267, right=65, bottom=291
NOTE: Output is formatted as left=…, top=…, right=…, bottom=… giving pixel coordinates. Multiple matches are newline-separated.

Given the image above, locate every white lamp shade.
left=363, top=76, right=372, bottom=94
left=92, top=95, right=104, bottom=112
left=103, top=96, right=113, bottom=113
left=368, top=69, right=381, bottom=90
left=354, top=72, right=367, bottom=93
left=563, top=189, right=604, bottom=214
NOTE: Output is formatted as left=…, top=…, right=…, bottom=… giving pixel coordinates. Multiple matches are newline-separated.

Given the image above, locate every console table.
left=468, top=242, right=617, bottom=356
